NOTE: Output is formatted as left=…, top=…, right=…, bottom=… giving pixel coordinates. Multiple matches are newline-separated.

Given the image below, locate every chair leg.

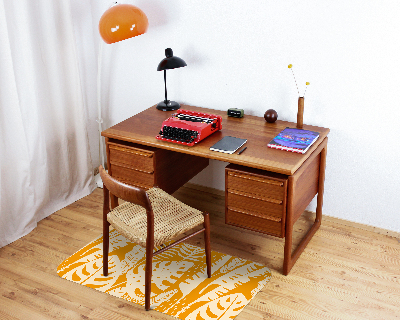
left=103, top=220, right=110, bottom=276
left=103, top=185, right=110, bottom=277
left=203, top=212, right=211, bottom=278
left=145, top=241, right=154, bottom=310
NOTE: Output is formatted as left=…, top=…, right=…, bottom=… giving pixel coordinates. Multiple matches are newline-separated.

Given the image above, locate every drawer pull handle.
left=229, top=207, right=282, bottom=222
left=228, top=190, right=283, bottom=205
left=228, top=172, right=283, bottom=187
left=110, top=145, right=153, bottom=158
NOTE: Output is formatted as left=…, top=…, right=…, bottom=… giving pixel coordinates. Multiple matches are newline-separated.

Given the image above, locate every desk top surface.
left=102, top=104, right=330, bottom=175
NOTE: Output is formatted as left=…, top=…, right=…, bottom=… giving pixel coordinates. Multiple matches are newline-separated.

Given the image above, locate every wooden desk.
left=102, top=104, right=329, bottom=275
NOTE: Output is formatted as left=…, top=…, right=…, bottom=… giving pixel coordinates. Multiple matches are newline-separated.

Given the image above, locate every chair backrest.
left=99, top=165, right=152, bottom=212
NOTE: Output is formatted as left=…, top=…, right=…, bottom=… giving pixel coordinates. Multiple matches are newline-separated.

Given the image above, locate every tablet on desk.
left=209, top=136, right=247, bottom=154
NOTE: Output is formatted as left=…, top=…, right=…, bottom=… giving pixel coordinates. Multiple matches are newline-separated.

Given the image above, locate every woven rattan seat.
left=107, top=187, right=204, bottom=247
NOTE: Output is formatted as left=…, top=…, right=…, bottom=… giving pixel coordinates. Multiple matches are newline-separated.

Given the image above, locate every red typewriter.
left=156, top=109, right=222, bottom=146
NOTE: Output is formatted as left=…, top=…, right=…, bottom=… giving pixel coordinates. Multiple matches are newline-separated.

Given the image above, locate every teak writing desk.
left=101, top=104, right=329, bottom=275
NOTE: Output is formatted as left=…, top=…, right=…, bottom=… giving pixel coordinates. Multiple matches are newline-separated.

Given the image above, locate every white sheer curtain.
left=0, top=0, right=96, bottom=247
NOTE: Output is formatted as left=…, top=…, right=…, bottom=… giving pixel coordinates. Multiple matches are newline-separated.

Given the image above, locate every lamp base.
left=156, top=100, right=180, bottom=111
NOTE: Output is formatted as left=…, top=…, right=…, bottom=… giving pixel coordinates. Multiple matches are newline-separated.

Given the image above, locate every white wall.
left=83, top=0, right=400, bottom=232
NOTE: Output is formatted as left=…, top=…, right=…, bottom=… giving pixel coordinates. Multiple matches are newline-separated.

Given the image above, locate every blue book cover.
left=267, top=127, right=319, bottom=154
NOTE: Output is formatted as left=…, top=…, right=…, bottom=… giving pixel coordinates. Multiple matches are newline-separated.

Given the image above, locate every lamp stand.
left=157, top=70, right=180, bottom=111
left=95, top=39, right=109, bottom=188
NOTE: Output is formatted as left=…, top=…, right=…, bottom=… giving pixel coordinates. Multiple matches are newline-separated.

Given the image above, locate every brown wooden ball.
left=264, top=109, right=278, bottom=123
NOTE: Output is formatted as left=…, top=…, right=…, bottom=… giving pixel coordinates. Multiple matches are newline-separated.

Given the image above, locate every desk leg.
left=283, top=144, right=327, bottom=275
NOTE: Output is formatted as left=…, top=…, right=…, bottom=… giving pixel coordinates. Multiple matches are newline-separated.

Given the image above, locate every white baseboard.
left=94, top=172, right=104, bottom=188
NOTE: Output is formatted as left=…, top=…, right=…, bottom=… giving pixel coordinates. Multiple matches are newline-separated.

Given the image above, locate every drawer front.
left=109, top=144, right=154, bottom=173
left=227, top=190, right=284, bottom=221
left=226, top=208, right=283, bottom=237
left=225, top=164, right=287, bottom=238
left=111, top=164, right=154, bottom=190
left=226, top=170, right=285, bottom=201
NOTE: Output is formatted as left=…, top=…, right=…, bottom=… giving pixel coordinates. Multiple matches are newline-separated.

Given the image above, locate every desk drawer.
left=227, top=190, right=284, bottom=221
left=226, top=170, right=285, bottom=201
left=111, top=164, right=153, bottom=190
left=225, top=164, right=287, bottom=238
left=109, top=143, right=154, bottom=173
left=226, top=208, right=283, bottom=236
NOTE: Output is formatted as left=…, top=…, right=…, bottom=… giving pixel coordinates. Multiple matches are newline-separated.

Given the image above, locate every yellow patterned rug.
left=57, top=229, right=271, bottom=319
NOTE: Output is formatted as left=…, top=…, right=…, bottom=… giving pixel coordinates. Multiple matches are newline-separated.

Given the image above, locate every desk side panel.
left=292, top=155, right=320, bottom=222
left=290, top=139, right=327, bottom=223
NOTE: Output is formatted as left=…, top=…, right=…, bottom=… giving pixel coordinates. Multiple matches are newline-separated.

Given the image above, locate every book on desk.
left=267, top=127, right=319, bottom=154
left=209, top=136, right=247, bottom=154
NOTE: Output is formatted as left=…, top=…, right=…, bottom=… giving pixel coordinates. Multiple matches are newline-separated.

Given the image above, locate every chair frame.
left=99, top=166, right=211, bottom=311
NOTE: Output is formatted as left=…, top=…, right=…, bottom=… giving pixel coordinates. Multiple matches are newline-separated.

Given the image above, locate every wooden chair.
left=99, top=166, right=211, bottom=311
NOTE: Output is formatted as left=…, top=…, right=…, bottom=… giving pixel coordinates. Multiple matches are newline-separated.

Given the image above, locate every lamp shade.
left=157, top=48, right=187, bottom=71
left=99, top=4, right=148, bottom=44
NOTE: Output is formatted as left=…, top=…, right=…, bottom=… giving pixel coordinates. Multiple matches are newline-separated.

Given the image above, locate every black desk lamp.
left=156, top=48, right=187, bottom=111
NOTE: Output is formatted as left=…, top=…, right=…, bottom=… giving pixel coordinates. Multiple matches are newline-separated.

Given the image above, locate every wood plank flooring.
left=1, top=184, right=399, bottom=319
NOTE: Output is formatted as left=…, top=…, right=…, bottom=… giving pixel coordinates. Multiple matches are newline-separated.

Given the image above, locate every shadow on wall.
left=136, top=0, right=174, bottom=29
left=189, top=159, right=228, bottom=191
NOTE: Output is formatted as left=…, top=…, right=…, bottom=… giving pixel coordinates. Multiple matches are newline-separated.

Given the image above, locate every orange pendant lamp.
left=99, top=3, right=148, bottom=44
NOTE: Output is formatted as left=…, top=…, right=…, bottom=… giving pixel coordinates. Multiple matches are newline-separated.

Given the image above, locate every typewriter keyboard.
left=159, top=126, right=199, bottom=144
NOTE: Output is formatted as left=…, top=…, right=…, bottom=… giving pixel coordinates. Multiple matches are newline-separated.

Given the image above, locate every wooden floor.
left=1, top=184, right=400, bottom=320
